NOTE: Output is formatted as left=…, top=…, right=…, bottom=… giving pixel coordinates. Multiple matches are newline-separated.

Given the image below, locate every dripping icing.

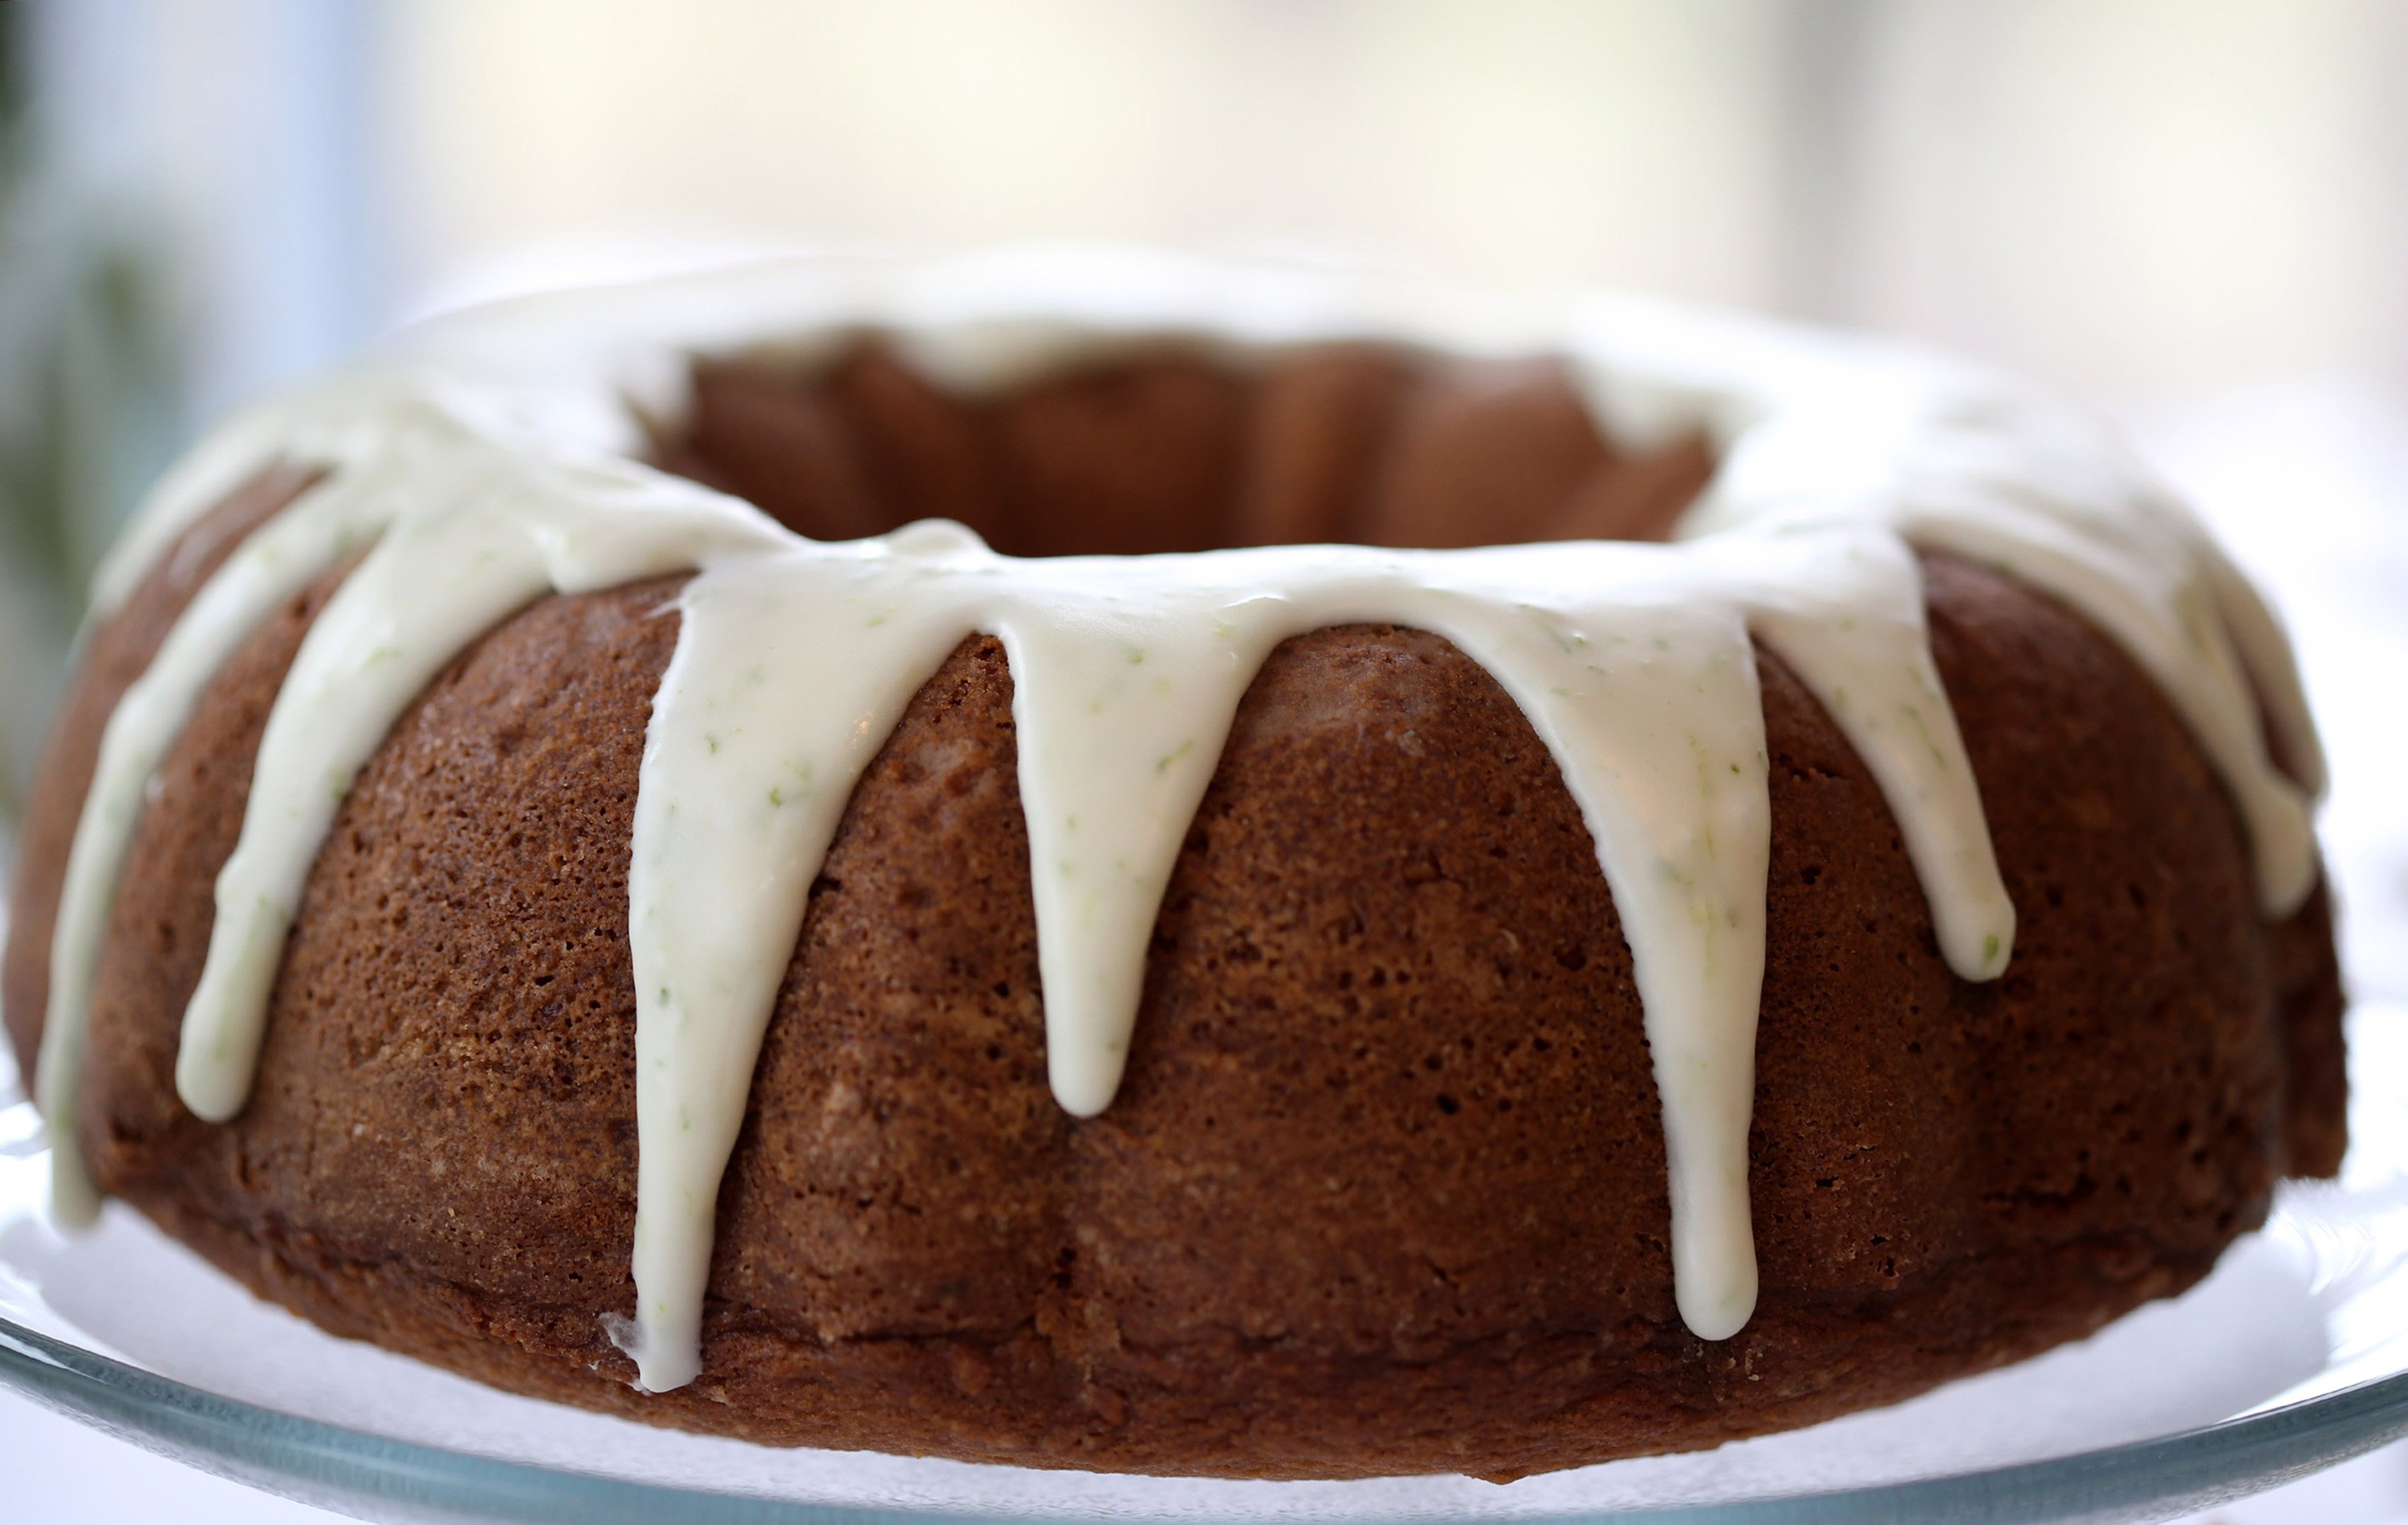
left=36, top=250, right=2319, bottom=1393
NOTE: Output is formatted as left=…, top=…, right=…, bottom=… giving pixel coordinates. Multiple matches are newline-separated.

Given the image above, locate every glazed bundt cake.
left=2, top=253, right=2345, bottom=1481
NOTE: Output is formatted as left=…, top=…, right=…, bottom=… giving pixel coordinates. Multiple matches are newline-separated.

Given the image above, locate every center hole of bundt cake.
left=650, top=342, right=1717, bottom=555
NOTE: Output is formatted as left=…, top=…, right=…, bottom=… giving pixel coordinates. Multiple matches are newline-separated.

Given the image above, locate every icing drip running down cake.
left=1, top=251, right=2346, bottom=1481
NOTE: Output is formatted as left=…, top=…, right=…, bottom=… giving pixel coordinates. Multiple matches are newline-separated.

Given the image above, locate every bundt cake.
left=1, top=251, right=2345, bottom=1481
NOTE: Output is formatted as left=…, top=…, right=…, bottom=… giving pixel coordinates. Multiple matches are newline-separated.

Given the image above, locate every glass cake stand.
left=0, top=1002, right=2405, bottom=1525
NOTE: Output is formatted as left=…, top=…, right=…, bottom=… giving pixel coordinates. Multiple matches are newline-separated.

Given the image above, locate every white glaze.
left=34, top=250, right=2320, bottom=1391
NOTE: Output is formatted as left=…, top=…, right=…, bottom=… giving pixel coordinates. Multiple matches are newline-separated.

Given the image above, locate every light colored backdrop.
left=388, top=0, right=2408, bottom=408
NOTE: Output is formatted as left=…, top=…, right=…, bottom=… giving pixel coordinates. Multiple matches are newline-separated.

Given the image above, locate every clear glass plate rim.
left=8, top=1303, right=2408, bottom=1525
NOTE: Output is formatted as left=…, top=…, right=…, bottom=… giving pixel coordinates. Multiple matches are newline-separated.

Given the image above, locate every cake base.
left=2, top=464, right=2344, bottom=1478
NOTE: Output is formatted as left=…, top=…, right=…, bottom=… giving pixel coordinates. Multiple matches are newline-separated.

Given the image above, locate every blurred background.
left=2, top=2, right=2406, bottom=1518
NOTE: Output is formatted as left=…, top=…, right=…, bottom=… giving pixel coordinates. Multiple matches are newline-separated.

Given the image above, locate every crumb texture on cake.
left=0, top=256, right=2344, bottom=1479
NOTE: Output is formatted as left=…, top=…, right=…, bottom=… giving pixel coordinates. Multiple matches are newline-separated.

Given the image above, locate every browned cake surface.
left=2, top=346, right=2345, bottom=1482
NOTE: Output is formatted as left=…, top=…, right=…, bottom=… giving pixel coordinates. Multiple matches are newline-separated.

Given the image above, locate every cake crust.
left=4, top=467, right=2344, bottom=1478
